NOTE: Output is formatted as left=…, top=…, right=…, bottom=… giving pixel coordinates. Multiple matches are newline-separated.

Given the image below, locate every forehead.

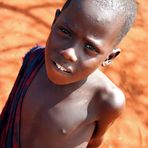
left=60, top=0, right=122, bottom=33
left=64, top=0, right=120, bottom=23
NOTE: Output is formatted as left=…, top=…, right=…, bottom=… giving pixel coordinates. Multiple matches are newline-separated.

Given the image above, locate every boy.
left=0, top=0, right=137, bottom=147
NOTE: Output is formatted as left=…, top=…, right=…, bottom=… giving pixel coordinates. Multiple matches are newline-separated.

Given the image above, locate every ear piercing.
left=101, top=60, right=111, bottom=67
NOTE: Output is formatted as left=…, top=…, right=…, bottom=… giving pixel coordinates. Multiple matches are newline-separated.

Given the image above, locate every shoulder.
left=90, top=70, right=125, bottom=118
left=87, top=70, right=125, bottom=146
left=87, top=75, right=125, bottom=146
left=100, top=87, right=125, bottom=118
left=22, top=45, right=45, bottom=64
left=24, top=45, right=45, bottom=58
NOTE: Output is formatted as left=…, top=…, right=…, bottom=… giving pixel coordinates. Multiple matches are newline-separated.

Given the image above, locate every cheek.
left=47, top=33, right=57, bottom=47
left=84, top=55, right=104, bottom=67
left=46, top=34, right=59, bottom=57
left=47, top=32, right=69, bottom=54
left=47, top=30, right=60, bottom=46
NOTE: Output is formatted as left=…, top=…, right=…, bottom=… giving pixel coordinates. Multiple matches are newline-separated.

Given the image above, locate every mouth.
left=52, top=61, right=72, bottom=74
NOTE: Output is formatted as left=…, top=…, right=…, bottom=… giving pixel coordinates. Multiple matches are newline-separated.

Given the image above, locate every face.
left=45, top=0, right=122, bottom=85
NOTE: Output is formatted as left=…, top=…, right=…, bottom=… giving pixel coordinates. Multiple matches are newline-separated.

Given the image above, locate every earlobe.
left=101, top=59, right=112, bottom=67
left=102, top=48, right=121, bottom=67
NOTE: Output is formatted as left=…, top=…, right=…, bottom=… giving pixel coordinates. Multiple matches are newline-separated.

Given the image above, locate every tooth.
left=55, top=62, right=70, bottom=72
left=58, top=65, right=61, bottom=69
left=56, top=63, right=61, bottom=69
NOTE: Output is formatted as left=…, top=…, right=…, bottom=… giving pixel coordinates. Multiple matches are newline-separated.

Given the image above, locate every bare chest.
left=22, top=85, right=94, bottom=135
left=20, top=74, right=98, bottom=147
left=20, top=65, right=102, bottom=148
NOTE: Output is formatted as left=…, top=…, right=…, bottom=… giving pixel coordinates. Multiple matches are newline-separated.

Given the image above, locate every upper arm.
left=88, top=88, right=125, bottom=147
left=99, top=88, right=125, bottom=135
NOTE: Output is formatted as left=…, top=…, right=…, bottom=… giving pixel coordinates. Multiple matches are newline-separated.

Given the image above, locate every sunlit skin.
left=21, top=0, right=125, bottom=148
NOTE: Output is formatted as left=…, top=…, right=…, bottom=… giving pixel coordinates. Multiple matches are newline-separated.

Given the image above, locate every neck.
left=52, top=78, right=87, bottom=91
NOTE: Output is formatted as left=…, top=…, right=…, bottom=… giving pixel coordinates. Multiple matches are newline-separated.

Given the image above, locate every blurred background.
left=0, top=0, right=147, bottom=147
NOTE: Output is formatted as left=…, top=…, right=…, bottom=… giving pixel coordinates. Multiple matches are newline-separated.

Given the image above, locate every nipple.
left=61, top=129, right=67, bottom=135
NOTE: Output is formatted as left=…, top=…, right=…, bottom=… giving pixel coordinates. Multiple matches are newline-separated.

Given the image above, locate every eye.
left=58, top=26, right=71, bottom=37
left=84, top=43, right=99, bottom=56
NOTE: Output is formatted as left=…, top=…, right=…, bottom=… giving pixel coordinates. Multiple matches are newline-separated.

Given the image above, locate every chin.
left=46, top=74, right=74, bottom=85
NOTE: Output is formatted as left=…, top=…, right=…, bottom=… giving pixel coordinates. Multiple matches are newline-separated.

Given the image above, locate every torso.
left=20, top=64, right=118, bottom=148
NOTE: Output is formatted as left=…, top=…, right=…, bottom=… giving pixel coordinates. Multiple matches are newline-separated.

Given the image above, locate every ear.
left=102, top=48, right=121, bottom=67
left=52, top=9, right=61, bottom=25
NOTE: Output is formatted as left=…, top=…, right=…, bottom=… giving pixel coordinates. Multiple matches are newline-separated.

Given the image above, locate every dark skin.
left=20, top=0, right=125, bottom=147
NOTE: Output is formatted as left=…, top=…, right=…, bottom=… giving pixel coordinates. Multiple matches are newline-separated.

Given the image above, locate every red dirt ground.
left=0, top=0, right=147, bottom=147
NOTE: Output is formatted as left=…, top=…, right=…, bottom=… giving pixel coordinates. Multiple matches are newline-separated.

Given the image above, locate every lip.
left=52, top=60, right=72, bottom=74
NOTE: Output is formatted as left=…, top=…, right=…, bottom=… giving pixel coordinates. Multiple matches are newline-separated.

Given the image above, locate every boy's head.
left=45, top=0, right=137, bottom=85
left=61, top=0, right=137, bottom=44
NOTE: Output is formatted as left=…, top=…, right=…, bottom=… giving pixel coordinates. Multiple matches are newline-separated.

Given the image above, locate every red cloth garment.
left=0, top=45, right=45, bottom=148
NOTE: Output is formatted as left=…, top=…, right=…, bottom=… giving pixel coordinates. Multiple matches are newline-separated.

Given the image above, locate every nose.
left=60, top=48, right=78, bottom=62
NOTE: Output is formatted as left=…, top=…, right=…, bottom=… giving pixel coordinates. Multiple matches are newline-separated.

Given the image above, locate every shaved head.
left=61, top=0, right=137, bottom=44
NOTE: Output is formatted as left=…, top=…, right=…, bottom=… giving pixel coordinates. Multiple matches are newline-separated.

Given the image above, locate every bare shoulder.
left=100, top=86, right=125, bottom=119
left=90, top=69, right=125, bottom=116
left=87, top=70, right=125, bottom=147
left=87, top=86, right=125, bottom=147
